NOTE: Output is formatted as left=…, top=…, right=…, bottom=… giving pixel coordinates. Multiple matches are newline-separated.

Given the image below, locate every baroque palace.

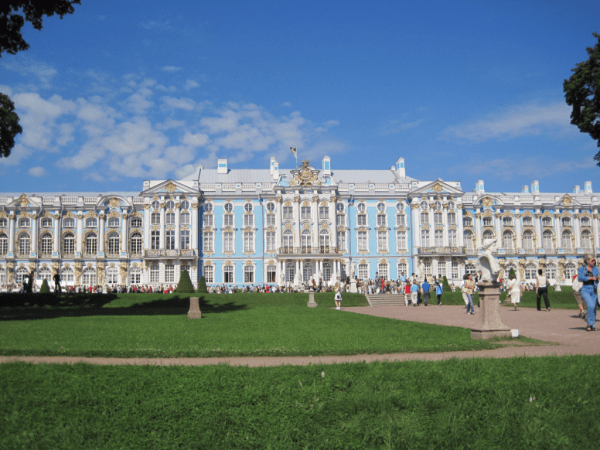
left=0, top=156, right=598, bottom=289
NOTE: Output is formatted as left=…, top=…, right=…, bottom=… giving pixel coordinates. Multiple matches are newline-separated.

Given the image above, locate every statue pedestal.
left=187, top=297, right=202, bottom=319
left=307, top=289, right=318, bottom=308
left=349, top=280, right=358, bottom=293
left=554, top=284, right=561, bottom=292
left=471, top=281, right=510, bottom=340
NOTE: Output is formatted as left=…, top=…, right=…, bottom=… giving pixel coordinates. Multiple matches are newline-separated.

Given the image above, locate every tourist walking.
left=404, top=281, right=411, bottom=306
left=463, top=274, right=476, bottom=315
left=578, top=254, right=598, bottom=331
left=536, top=269, right=551, bottom=311
left=572, top=273, right=586, bottom=319
left=334, top=289, right=342, bottom=310
left=507, top=271, right=521, bottom=310
left=410, top=281, right=419, bottom=306
left=435, top=282, right=443, bottom=306
left=421, top=279, right=430, bottom=306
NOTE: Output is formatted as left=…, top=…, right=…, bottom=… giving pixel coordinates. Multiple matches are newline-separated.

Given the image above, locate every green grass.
left=2, top=356, right=599, bottom=449
left=0, top=293, right=508, bottom=358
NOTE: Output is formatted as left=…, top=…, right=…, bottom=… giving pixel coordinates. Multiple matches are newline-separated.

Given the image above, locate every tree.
left=0, top=1, right=80, bottom=159
left=564, top=33, right=600, bottom=165
left=197, top=276, right=208, bottom=294
left=39, top=279, right=50, bottom=294
left=175, top=270, right=195, bottom=294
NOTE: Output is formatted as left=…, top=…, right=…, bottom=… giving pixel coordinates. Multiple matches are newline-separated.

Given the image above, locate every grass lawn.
left=2, top=355, right=599, bottom=449
left=0, top=292, right=510, bottom=358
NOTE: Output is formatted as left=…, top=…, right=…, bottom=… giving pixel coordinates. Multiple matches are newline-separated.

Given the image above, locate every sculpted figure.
left=474, top=239, right=501, bottom=282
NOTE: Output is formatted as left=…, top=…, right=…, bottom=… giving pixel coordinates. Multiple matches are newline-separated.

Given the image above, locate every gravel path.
left=1, top=305, right=598, bottom=367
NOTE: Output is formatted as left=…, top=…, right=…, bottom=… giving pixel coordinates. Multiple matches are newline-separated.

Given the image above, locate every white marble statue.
left=350, top=261, right=356, bottom=278
left=474, top=239, right=502, bottom=282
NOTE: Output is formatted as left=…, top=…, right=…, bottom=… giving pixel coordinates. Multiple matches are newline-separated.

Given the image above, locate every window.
left=85, top=233, right=97, bottom=255
left=243, top=214, right=254, bottom=227
left=502, top=217, right=512, bottom=227
left=357, top=231, right=368, bottom=251
left=267, top=265, right=276, bottom=283
left=166, top=213, right=175, bottom=225
left=525, top=264, right=536, bottom=280
left=151, top=201, right=160, bottom=210
left=0, top=233, right=8, bottom=256
left=523, top=216, right=533, bottom=226
left=224, top=265, right=234, bottom=283
left=61, top=266, right=74, bottom=283
left=483, top=217, right=493, bottom=226
left=581, top=230, right=592, bottom=250
left=396, top=214, right=406, bottom=227
left=181, top=200, right=190, bottom=210
left=130, top=232, right=143, bottom=254
left=358, top=263, right=369, bottom=279
left=377, top=203, right=386, bottom=213
left=244, top=203, right=253, bottom=213
left=336, top=213, right=346, bottom=227
left=434, top=213, right=443, bottom=225
left=435, top=229, right=443, bottom=247
left=107, top=267, right=119, bottom=285
left=204, top=203, right=213, bottom=213
left=203, top=214, right=213, bottom=227
left=166, top=230, right=175, bottom=250
left=463, top=217, right=473, bottom=227
left=224, top=203, right=233, bottom=213
left=420, top=201, right=428, bottom=210
left=82, top=267, right=97, bottom=286
left=465, top=264, right=476, bottom=275
left=522, top=231, right=534, bottom=250
left=180, top=230, right=190, bottom=250
left=378, top=263, right=389, bottom=279
left=41, top=218, right=52, bottom=227
left=357, top=203, right=366, bottom=213
left=464, top=231, right=474, bottom=250
left=223, top=214, right=234, bottom=227
left=150, top=264, right=159, bottom=283
left=108, top=217, right=120, bottom=227
left=319, top=206, right=329, bottom=220
left=182, top=262, right=191, bottom=275
left=502, top=231, right=513, bottom=250
left=377, top=214, right=387, bottom=227
left=561, top=231, right=573, bottom=250
left=180, top=213, right=190, bottom=225
left=40, top=233, right=53, bottom=255
left=283, top=206, right=293, bottom=220
left=131, top=217, right=142, bottom=228
left=357, top=214, right=367, bottom=226
left=204, top=265, right=214, bottom=283
left=581, top=217, right=591, bottom=227
left=244, top=231, right=254, bottom=252
left=266, top=214, right=276, bottom=226
left=398, top=262, right=408, bottom=278
left=320, top=230, right=330, bottom=250
left=18, top=233, right=30, bottom=255
left=396, top=231, right=407, bottom=251
left=282, top=230, right=293, bottom=251
left=434, top=201, right=442, bottom=210
left=542, top=217, right=552, bottom=227
left=301, top=206, right=311, bottom=220
left=546, top=264, right=557, bottom=280
left=337, top=231, right=346, bottom=251
left=63, top=218, right=75, bottom=228
left=301, top=230, right=312, bottom=251
left=107, top=233, right=120, bottom=255
left=451, top=261, right=459, bottom=279
left=565, top=263, right=577, bottom=280
left=15, top=267, right=28, bottom=284
left=244, top=265, right=254, bottom=283
left=86, top=218, right=98, bottom=227
left=223, top=231, right=234, bottom=253
left=151, top=230, right=160, bottom=250
left=420, top=212, right=429, bottom=225
left=437, top=261, right=446, bottom=279
left=542, top=230, right=553, bottom=251
left=449, top=229, right=457, bottom=247
left=423, top=260, right=432, bottom=276
left=165, top=264, right=175, bottom=283
left=396, top=202, right=404, bottom=212
left=377, top=231, right=388, bottom=251
left=19, top=218, right=31, bottom=227
left=562, top=217, right=572, bottom=227
left=151, top=213, right=160, bottom=225
left=447, top=213, right=456, bottom=225
left=267, top=202, right=275, bottom=212
left=166, top=200, right=175, bottom=210
left=336, top=203, right=345, bottom=213
left=203, top=232, right=214, bottom=252
left=482, top=230, right=494, bottom=244
left=420, top=229, right=430, bottom=247
left=130, top=267, right=141, bottom=284
left=448, top=202, right=455, bottom=210
left=266, top=231, right=276, bottom=252
left=62, top=233, right=75, bottom=255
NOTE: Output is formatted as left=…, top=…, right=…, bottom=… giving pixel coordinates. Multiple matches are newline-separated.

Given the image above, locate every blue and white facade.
left=0, top=156, right=598, bottom=288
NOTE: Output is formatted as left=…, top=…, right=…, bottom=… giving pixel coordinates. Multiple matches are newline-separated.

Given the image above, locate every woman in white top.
left=536, top=269, right=551, bottom=311
left=507, top=271, right=521, bottom=310
left=334, top=289, right=342, bottom=310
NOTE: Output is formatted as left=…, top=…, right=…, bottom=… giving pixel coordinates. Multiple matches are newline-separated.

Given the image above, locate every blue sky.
left=1, top=0, right=599, bottom=194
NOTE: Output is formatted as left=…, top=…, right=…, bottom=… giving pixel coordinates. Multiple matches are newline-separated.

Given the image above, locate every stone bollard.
left=471, top=281, right=510, bottom=340
left=307, top=289, right=318, bottom=308
left=188, top=297, right=202, bottom=319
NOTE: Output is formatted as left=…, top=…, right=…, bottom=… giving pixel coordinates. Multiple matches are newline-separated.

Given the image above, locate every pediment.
left=411, top=179, right=463, bottom=196
left=553, top=194, right=580, bottom=208
left=475, top=195, right=504, bottom=208
left=96, top=195, right=132, bottom=209
left=7, top=194, right=41, bottom=209
left=141, top=179, right=199, bottom=196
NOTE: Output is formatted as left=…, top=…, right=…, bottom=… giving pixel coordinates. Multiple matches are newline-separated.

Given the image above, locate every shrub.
left=509, top=267, right=516, bottom=279
left=197, top=276, right=207, bottom=293
left=39, top=279, right=50, bottom=294
left=176, top=270, right=195, bottom=294
left=442, top=276, right=451, bottom=291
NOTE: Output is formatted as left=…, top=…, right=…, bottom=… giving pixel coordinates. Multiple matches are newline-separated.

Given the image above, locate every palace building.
left=0, top=156, right=598, bottom=289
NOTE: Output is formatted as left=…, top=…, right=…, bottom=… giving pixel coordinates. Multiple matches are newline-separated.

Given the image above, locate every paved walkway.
left=1, top=305, right=598, bottom=367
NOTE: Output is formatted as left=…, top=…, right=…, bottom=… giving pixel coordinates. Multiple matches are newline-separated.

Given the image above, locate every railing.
left=144, top=249, right=196, bottom=258
left=84, top=197, right=97, bottom=204
left=201, top=184, right=216, bottom=191
left=42, top=197, right=55, bottom=205
left=222, top=184, right=236, bottom=191
left=62, top=197, right=77, bottom=204
left=277, top=246, right=340, bottom=256
left=132, top=197, right=144, bottom=204
left=417, top=246, right=465, bottom=255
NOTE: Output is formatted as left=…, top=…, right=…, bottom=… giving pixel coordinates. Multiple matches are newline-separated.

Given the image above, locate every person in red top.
left=404, top=282, right=411, bottom=306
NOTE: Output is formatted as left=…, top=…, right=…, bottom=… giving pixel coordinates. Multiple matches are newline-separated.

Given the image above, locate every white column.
left=515, top=210, right=522, bottom=248
left=121, top=213, right=128, bottom=252
left=555, top=209, right=561, bottom=249
left=175, top=206, right=180, bottom=250
left=144, top=206, right=150, bottom=249
left=295, top=260, right=300, bottom=285
left=99, top=214, right=105, bottom=253
left=159, top=204, right=165, bottom=249
left=300, top=260, right=304, bottom=282
left=534, top=212, right=542, bottom=249
left=312, top=196, right=319, bottom=248
left=32, top=214, right=38, bottom=253
left=294, top=197, right=300, bottom=251
left=191, top=204, right=198, bottom=251
left=8, top=213, right=15, bottom=253
left=275, top=199, right=282, bottom=251
left=457, top=207, right=464, bottom=246
left=76, top=214, right=83, bottom=253
left=53, top=213, right=60, bottom=253
left=475, top=211, right=482, bottom=249
left=332, top=198, right=338, bottom=249
left=575, top=210, right=581, bottom=249
left=495, top=214, right=502, bottom=246
left=412, top=206, right=420, bottom=247
left=593, top=209, right=599, bottom=250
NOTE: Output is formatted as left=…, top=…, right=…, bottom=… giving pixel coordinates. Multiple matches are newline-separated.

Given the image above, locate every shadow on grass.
left=0, top=293, right=246, bottom=321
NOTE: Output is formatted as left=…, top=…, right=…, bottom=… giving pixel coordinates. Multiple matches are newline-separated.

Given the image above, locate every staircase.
left=366, top=293, right=408, bottom=307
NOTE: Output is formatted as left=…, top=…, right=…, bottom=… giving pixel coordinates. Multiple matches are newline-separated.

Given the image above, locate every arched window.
left=464, top=231, right=474, bottom=250
left=180, top=230, right=190, bottom=250
left=129, top=266, right=141, bottom=284
left=107, top=233, right=120, bottom=255
left=420, top=229, right=430, bottom=247
left=0, top=233, right=8, bottom=256
left=502, top=230, right=513, bottom=250
left=166, top=230, right=175, bottom=250
left=40, top=233, right=53, bottom=256
left=561, top=217, right=572, bottom=227
left=106, top=267, right=119, bottom=285
left=502, top=217, right=513, bottom=227
left=522, top=230, right=534, bottom=250
left=482, top=230, right=494, bottom=245
left=166, top=200, right=175, bottom=210
left=131, top=217, right=142, bottom=228
left=525, top=264, right=537, bottom=280
left=62, top=232, right=75, bottom=256
left=85, top=232, right=98, bottom=255
left=564, top=262, right=577, bottom=280
left=82, top=267, right=97, bottom=286
left=151, top=201, right=160, bottom=210
left=465, top=263, right=476, bottom=274
left=61, top=266, right=74, bottom=283
left=18, top=233, right=31, bottom=256
left=378, top=262, right=389, bottom=279
left=542, top=230, right=553, bottom=251
left=16, top=267, right=29, bottom=283
left=420, top=201, right=428, bottom=210
left=434, top=229, right=443, bottom=247
left=581, top=230, right=592, bottom=250
left=561, top=231, right=573, bottom=250
left=282, top=230, right=293, bottom=252
left=505, top=264, right=517, bottom=279
left=320, top=230, right=330, bottom=250
left=130, top=232, right=143, bottom=255
left=545, top=264, right=557, bottom=280
left=181, top=200, right=190, bottom=210
left=463, top=217, right=473, bottom=227
left=301, top=229, right=311, bottom=251
left=38, top=266, right=52, bottom=282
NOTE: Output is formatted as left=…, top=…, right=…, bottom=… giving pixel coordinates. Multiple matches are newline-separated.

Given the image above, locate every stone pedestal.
left=349, top=280, right=358, bottom=293
left=471, top=281, right=510, bottom=340
left=307, top=289, right=318, bottom=308
left=187, top=297, right=202, bottom=319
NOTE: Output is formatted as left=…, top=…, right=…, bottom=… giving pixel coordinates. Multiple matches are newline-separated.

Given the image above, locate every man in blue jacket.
left=421, top=279, right=430, bottom=306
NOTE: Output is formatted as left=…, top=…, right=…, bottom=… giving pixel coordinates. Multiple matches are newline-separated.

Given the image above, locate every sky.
left=1, top=0, right=600, bottom=195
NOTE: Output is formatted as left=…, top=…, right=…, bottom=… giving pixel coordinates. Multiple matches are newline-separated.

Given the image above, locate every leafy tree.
left=39, top=279, right=50, bottom=294
left=175, top=270, right=195, bottom=294
left=564, top=33, right=600, bottom=165
left=508, top=267, right=516, bottom=280
left=0, top=1, right=80, bottom=159
left=197, top=276, right=208, bottom=294
left=442, top=275, right=451, bottom=292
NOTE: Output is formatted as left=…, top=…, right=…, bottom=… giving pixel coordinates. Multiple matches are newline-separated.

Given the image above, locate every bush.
left=508, top=267, right=516, bottom=279
left=198, top=276, right=207, bottom=293
left=175, top=270, right=195, bottom=294
left=39, top=279, right=50, bottom=294
left=442, top=276, right=451, bottom=291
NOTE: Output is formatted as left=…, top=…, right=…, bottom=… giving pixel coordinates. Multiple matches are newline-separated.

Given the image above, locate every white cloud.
left=28, top=166, right=46, bottom=177
left=0, top=144, right=31, bottom=166
left=377, top=118, right=422, bottom=135
left=84, top=172, right=105, bottom=182
left=140, top=20, right=171, bottom=30
left=324, top=120, right=339, bottom=127
left=184, top=79, right=200, bottom=90
left=1, top=59, right=57, bottom=89
left=181, top=132, right=209, bottom=147
left=162, top=96, right=195, bottom=110
left=442, top=102, right=572, bottom=142
left=162, top=66, right=182, bottom=72
left=282, top=102, right=292, bottom=107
